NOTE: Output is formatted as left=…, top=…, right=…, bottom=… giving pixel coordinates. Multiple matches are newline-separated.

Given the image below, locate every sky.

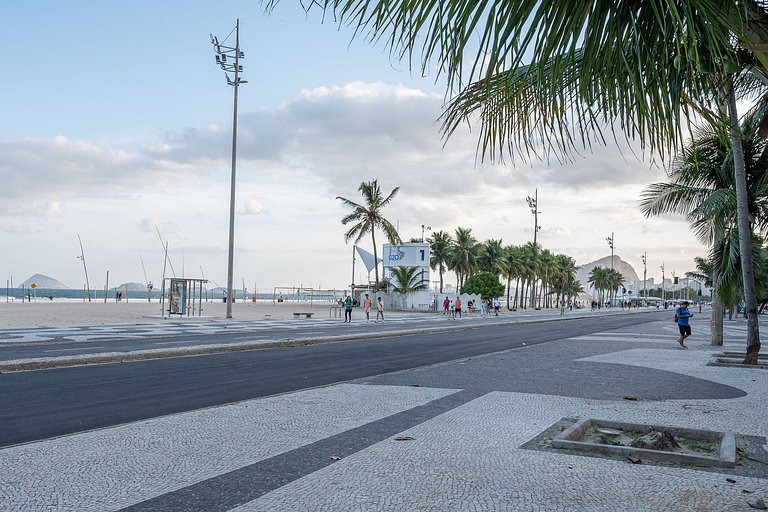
left=1, top=1, right=707, bottom=293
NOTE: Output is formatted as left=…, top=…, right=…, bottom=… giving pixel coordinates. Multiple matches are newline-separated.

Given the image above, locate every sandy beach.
left=0, top=299, right=347, bottom=329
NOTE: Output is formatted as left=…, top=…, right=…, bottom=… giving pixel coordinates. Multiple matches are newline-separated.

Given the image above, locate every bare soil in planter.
left=580, top=426, right=718, bottom=456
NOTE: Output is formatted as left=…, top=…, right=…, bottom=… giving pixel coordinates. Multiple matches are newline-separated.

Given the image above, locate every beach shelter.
left=352, top=245, right=382, bottom=288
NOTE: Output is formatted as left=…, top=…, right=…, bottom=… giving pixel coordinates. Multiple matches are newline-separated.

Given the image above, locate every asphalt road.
left=0, top=312, right=704, bottom=448
left=0, top=309, right=603, bottom=360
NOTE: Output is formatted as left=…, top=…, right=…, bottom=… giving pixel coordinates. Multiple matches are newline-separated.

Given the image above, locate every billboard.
left=382, top=243, right=431, bottom=287
left=383, top=243, right=430, bottom=267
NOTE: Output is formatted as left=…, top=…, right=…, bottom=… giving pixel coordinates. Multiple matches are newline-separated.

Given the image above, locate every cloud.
left=138, top=218, right=179, bottom=236
left=239, top=198, right=266, bottom=216
left=0, top=136, right=204, bottom=215
left=2, top=81, right=707, bottom=287
left=1, top=82, right=666, bottom=221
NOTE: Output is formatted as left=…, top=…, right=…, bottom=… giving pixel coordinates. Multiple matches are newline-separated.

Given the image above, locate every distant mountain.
left=576, top=255, right=640, bottom=294
left=115, top=282, right=150, bottom=292
left=20, top=274, right=69, bottom=289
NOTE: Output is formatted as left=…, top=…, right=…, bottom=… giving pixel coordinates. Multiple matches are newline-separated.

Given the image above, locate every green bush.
left=462, top=272, right=504, bottom=300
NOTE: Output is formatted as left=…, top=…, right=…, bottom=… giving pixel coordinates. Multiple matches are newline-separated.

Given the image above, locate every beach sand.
left=0, top=299, right=344, bottom=329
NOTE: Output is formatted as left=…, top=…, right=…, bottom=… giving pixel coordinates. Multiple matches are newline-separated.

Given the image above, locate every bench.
left=293, top=312, right=314, bottom=318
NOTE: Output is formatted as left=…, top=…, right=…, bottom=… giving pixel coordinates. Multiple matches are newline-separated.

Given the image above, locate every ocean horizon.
left=2, top=287, right=346, bottom=302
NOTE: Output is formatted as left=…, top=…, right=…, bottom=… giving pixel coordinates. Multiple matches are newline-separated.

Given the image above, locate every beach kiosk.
left=161, top=277, right=207, bottom=318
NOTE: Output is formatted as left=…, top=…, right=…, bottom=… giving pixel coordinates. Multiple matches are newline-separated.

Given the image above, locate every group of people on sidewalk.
left=342, top=294, right=384, bottom=323
left=441, top=296, right=501, bottom=319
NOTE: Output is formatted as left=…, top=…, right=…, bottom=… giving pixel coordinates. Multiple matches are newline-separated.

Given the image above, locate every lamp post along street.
left=641, top=252, right=647, bottom=302
left=526, top=189, right=541, bottom=247
left=606, top=232, right=614, bottom=270
left=660, top=263, right=665, bottom=303
left=211, top=20, right=247, bottom=319
left=421, top=224, right=431, bottom=243
left=605, top=232, right=615, bottom=304
left=525, top=189, right=541, bottom=308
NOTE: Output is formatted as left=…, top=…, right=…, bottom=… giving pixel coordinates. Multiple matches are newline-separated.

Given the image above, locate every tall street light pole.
left=211, top=20, right=247, bottom=319
left=525, top=190, right=541, bottom=308
left=606, top=232, right=614, bottom=270
left=525, top=189, right=541, bottom=247
left=641, top=252, right=647, bottom=301
left=421, top=224, right=431, bottom=243
left=660, top=263, right=666, bottom=303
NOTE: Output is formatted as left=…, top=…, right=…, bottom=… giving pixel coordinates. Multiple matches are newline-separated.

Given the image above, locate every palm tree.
left=478, top=239, right=508, bottom=281
left=389, top=265, right=429, bottom=309
left=550, top=254, right=578, bottom=308
left=503, top=245, right=524, bottom=310
left=390, top=266, right=429, bottom=294
left=337, top=180, right=401, bottom=291
left=296, top=1, right=768, bottom=361
left=640, top=113, right=768, bottom=345
left=450, top=227, right=480, bottom=290
left=588, top=266, right=611, bottom=304
left=516, top=243, right=538, bottom=310
left=428, top=230, right=453, bottom=293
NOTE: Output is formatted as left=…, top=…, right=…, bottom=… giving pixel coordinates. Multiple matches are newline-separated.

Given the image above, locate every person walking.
left=443, top=296, right=450, bottom=315
left=493, top=297, right=501, bottom=316
left=363, top=293, right=373, bottom=322
left=376, top=296, right=384, bottom=322
left=455, top=296, right=462, bottom=319
left=343, top=295, right=353, bottom=323
left=675, top=300, right=693, bottom=348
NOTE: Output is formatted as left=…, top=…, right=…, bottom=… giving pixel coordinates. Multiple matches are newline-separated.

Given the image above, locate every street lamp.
left=525, top=189, right=541, bottom=309
left=641, top=252, right=647, bottom=301
left=660, top=263, right=666, bottom=303
left=525, top=189, right=541, bottom=246
left=421, top=224, right=431, bottom=243
left=211, top=20, right=247, bottom=319
left=606, top=232, right=614, bottom=270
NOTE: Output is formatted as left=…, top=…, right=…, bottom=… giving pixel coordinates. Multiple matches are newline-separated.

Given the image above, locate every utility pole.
left=211, top=20, right=247, bottom=319
left=525, top=190, right=541, bottom=308
left=641, top=252, right=647, bottom=303
left=605, top=232, right=615, bottom=305
left=421, top=224, right=431, bottom=243
left=526, top=189, right=541, bottom=247
left=606, top=232, right=614, bottom=270
left=671, top=270, right=677, bottom=302
left=660, top=263, right=666, bottom=303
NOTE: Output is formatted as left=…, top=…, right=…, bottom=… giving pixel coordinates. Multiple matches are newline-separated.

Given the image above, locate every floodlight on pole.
left=525, top=189, right=541, bottom=247
left=605, top=232, right=614, bottom=270
left=211, top=19, right=246, bottom=319
left=421, top=224, right=431, bottom=243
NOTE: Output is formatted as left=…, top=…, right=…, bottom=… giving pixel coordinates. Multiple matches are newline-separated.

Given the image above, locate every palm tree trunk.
left=513, top=279, right=520, bottom=309
left=439, top=265, right=444, bottom=294
left=371, top=230, right=379, bottom=291
left=506, top=276, right=511, bottom=309
left=727, top=77, right=761, bottom=364
left=711, top=234, right=724, bottom=346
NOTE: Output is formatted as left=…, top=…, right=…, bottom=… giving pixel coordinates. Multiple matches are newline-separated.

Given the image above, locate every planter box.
left=552, top=418, right=736, bottom=468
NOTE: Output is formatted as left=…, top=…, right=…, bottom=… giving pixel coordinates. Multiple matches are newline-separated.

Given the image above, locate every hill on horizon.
left=575, top=255, right=639, bottom=296
left=115, top=282, right=150, bottom=292
left=19, top=274, right=70, bottom=289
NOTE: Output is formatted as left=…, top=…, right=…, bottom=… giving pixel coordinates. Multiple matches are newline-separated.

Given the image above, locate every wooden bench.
left=293, top=312, right=314, bottom=318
